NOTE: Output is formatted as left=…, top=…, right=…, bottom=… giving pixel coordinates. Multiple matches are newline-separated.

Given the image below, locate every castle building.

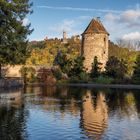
left=81, top=18, right=109, bottom=72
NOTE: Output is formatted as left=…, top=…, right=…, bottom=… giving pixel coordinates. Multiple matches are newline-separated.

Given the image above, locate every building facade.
left=81, top=18, right=109, bottom=72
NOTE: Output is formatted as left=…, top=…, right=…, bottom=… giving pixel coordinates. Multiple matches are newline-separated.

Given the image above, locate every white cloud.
left=104, top=7, right=140, bottom=41
left=49, top=19, right=75, bottom=33
left=122, top=32, right=140, bottom=41
left=49, top=16, right=91, bottom=38
left=37, top=5, right=122, bottom=13
left=104, top=13, right=118, bottom=22
left=105, top=9, right=140, bottom=27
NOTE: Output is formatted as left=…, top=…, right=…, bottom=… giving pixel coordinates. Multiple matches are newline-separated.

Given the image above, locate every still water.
left=0, top=86, right=140, bottom=140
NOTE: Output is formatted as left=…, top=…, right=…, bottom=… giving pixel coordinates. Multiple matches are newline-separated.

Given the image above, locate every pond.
left=0, top=86, right=140, bottom=140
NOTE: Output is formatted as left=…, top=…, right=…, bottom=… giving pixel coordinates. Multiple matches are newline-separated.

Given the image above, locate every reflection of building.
left=81, top=90, right=108, bottom=139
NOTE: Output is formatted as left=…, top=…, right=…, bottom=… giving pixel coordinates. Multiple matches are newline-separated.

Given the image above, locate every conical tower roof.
left=82, top=18, right=109, bottom=35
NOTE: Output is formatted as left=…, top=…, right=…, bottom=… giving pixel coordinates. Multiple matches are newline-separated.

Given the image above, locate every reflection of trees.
left=132, top=90, right=140, bottom=118
left=24, top=86, right=85, bottom=118
left=106, top=89, right=139, bottom=118
left=0, top=91, right=28, bottom=140
left=80, top=90, right=108, bottom=139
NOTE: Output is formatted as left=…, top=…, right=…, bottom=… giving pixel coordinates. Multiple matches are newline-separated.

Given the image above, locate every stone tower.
left=62, top=30, right=68, bottom=44
left=81, top=18, right=109, bottom=72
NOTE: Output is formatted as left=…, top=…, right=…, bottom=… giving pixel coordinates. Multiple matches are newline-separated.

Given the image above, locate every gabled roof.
left=82, top=18, right=109, bottom=35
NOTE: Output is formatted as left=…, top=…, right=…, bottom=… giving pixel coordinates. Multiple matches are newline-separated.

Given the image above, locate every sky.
left=26, top=0, right=140, bottom=42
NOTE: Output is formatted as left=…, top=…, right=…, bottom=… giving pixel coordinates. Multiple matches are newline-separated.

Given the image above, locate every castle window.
left=104, top=38, right=106, bottom=41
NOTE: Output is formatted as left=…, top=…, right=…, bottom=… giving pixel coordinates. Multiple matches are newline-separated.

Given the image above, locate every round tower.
left=81, top=18, right=109, bottom=72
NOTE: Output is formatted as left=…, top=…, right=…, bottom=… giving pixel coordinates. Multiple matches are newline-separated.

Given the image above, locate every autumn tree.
left=0, top=0, right=33, bottom=77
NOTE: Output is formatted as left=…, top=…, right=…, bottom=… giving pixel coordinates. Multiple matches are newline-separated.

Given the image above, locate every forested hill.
left=27, top=38, right=139, bottom=75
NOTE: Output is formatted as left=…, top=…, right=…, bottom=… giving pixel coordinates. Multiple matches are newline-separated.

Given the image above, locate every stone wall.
left=82, top=33, right=108, bottom=72
left=2, top=65, right=22, bottom=77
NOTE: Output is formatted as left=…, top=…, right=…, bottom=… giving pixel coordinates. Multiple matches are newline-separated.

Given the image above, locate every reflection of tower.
left=80, top=90, right=108, bottom=139
left=62, top=30, right=68, bottom=44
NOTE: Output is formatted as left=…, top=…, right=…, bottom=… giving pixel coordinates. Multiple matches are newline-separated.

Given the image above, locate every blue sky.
left=26, top=0, right=140, bottom=42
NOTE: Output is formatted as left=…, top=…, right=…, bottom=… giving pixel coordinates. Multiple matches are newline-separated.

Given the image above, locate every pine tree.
left=133, top=54, right=140, bottom=84
left=0, top=0, right=33, bottom=77
left=90, top=56, right=101, bottom=78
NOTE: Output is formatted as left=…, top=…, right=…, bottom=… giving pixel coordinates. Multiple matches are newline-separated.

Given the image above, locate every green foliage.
left=54, top=51, right=72, bottom=74
left=132, top=54, right=140, bottom=84
left=0, top=0, right=33, bottom=77
left=90, top=56, right=101, bottom=78
left=54, top=50, right=85, bottom=78
left=105, top=56, right=127, bottom=79
left=0, top=0, right=33, bottom=64
left=79, top=72, right=90, bottom=82
left=69, top=56, right=85, bottom=77
left=109, top=41, right=139, bottom=75
left=94, top=76, right=113, bottom=84
left=20, top=66, right=36, bottom=83
left=52, top=67, right=63, bottom=80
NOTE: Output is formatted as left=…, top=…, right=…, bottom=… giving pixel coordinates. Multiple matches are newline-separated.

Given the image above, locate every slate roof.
left=82, top=18, right=109, bottom=35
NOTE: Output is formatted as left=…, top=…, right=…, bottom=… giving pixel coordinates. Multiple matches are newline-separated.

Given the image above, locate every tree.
left=105, top=56, right=127, bottom=79
left=0, top=0, right=33, bottom=78
left=132, top=54, right=140, bottom=84
left=109, top=41, right=139, bottom=76
left=69, top=56, right=85, bottom=77
left=54, top=51, right=72, bottom=74
left=90, top=56, right=101, bottom=78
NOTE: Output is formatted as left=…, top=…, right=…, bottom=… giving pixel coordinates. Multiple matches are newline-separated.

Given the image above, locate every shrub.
left=52, top=67, right=62, bottom=80
left=95, top=76, right=113, bottom=84
left=68, top=72, right=90, bottom=83
left=20, top=66, right=36, bottom=83
left=79, top=72, right=90, bottom=83
left=68, top=76, right=80, bottom=83
left=37, top=67, right=56, bottom=85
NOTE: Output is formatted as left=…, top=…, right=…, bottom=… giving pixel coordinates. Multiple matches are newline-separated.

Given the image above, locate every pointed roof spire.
left=82, top=18, right=109, bottom=35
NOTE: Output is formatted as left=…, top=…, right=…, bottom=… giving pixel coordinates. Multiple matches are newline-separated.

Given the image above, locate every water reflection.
left=80, top=90, right=108, bottom=139
left=0, top=89, right=28, bottom=140
left=0, top=86, right=140, bottom=140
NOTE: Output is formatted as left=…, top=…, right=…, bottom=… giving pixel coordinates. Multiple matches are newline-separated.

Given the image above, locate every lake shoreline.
left=25, top=83, right=140, bottom=90
left=58, top=83, right=140, bottom=89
